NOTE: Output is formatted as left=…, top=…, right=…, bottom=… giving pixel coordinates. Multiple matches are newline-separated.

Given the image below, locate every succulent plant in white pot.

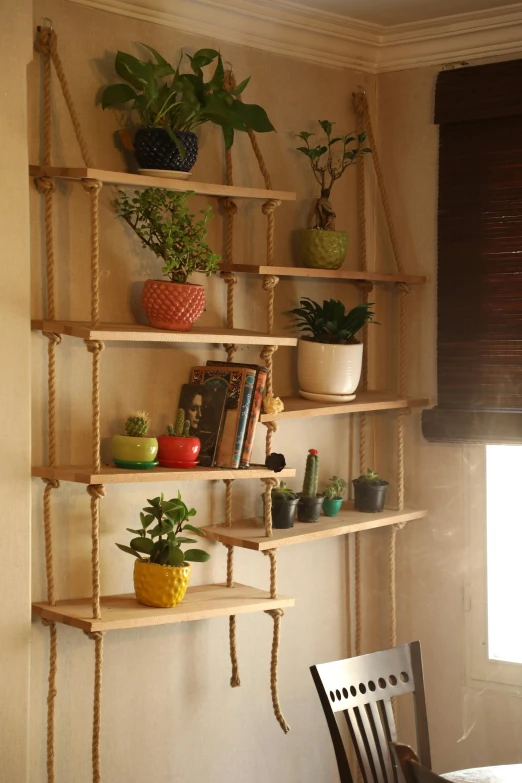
left=289, top=298, right=377, bottom=403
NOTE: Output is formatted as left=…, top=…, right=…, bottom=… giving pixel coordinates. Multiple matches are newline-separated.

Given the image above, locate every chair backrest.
left=310, top=642, right=431, bottom=783
left=390, top=743, right=444, bottom=783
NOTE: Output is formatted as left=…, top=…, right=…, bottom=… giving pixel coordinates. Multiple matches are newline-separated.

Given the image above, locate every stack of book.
left=177, top=361, right=268, bottom=468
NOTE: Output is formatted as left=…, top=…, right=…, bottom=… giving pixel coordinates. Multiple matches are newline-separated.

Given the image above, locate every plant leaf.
left=167, top=546, right=185, bottom=566
left=130, top=537, right=154, bottom=554
left=183, top=523, right=205, bottom=536
left=183, top=549, right=211, bottom=562
left=116, top=543, right=143, bottom=559
left=101, top=83, right=137, bottom=109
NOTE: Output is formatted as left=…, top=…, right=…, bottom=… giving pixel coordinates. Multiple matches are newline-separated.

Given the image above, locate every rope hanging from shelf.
left=353, top=91, right=412, bottom=674
left=223, top=479, right=241, bottom=687
left=263, top=550, right=290, bottom=733
left=35, top=24, right=105, bottom=783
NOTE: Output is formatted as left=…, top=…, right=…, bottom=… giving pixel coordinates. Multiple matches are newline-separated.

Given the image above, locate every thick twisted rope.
left=82, top=630, right=104, bottom=783
left=263, top=550, right=290, bottom=733
left=87, top=485, right=106, bottom=620
left=354, top=97, right=367, bottom=274
left=262, top=275, right=279, bottom=336
left=260, top=345, right=279, bottom=454
left=353, top=91, right=404, bottom=276
left=223, top=480, right=240, bottom=686
left=220, top=271, right=238, bottom=360
left=262, top=199, right=282, bottom=267
left=84, top=340, right=104, bottom=472
left=81, top=180, right=103, bottom=327
left=262, top=477, right=278, bottom=538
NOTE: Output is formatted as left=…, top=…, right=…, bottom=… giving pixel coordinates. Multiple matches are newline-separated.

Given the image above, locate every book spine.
left=240, top=369, right=267, bottom=467
left=231, top=369, right=256, bottom=468
left=215, top=369, right=244, bottom=468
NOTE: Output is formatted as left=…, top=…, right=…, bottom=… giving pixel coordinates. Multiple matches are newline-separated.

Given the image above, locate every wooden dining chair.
left=310, top=642, right=431, bottom=783
left=390, top=743, right=444, bottom=783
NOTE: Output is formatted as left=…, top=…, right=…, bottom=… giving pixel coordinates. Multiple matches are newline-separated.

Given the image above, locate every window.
left=486, top=445, right=522, bottom=666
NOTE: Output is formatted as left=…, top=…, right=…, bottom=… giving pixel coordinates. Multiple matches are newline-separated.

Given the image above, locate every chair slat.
left=357, top=702, right=387, bottom=783
left=345, top=707, right=374, bottom=783
left=367, top=702, right=396, bottom=783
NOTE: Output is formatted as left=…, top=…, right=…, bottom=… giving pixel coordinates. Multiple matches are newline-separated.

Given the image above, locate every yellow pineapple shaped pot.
left=134, top=560, right=191, bottom=608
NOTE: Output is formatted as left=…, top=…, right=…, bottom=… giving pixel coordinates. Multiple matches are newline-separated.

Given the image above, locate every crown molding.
left=69, top=0, right=522, bottom=73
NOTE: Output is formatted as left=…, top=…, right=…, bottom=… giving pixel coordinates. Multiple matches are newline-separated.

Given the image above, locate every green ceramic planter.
left=322, top=498, right=343, bottom=517
left=112, top=434, right=158, bottom=465
left=297, top=229, right=348, bottom=270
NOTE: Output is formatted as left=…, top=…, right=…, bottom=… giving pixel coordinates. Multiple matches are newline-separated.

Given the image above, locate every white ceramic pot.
left=297, top=339, right=363, bottom=396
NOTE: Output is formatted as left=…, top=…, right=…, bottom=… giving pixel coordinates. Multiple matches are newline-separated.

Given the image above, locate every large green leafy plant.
left=116, top=492, right=210, bottom=567
left=296, top=120, right=370, bottom=230
left=102, top=44, right=275, bottom=152
left=289, top=298, right=377, bottom=344
left=117, top=187, right=220, bottom=284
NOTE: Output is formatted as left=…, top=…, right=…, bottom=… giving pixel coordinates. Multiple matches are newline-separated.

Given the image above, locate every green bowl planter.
left=322, top=497, right=343, bottom=517
left=112, top=434, right=158, bottom=466
left=297, top=229, right=348, bottom=270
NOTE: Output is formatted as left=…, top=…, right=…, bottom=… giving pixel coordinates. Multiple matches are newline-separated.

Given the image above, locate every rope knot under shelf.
left=261, top=274, right=280, bottom=292
left=35, top=176, right=56, bottom=194
left=262, top=199, right=282, bottom=215
left=220, top=271, right=238, bottom=286
left=87, top=484, right=106, bottom=500
left=223, top=197, right=238, bottom=216
left=42, top=477, right=60, bottom=490
left=43, top=331, right=62, bottom=346
left=396, top=281, right=412, bottom=295
left=83, top=630, right=104, bottom=641
left=265, top=608, right=284, bottom=620
left=356, top=280, right=374, bottom=296
left=81, top=178, right=103, bottom=194
left=85, top=339, right=105, bottom=355
left=260, top=344, right=278, bottom=364
left=41, top=617, right=56, bottom=628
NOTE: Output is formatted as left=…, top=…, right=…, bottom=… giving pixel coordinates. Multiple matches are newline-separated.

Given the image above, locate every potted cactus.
left=261, top=481, right=299, bottom=530
left=297, top=449, right=325, bottom=523
left=157, top=408, right=201, bottom=468
left=117, top=187, right=220, bottom=331
left=116, top=492, right=210, bottom=608
left=353, top=469, right=389, bottom=513
left=112, top=412, right=158, bottom=469
left=289, top=298, right=377, bottom=403
left=322, top=476, right=348, bottom=517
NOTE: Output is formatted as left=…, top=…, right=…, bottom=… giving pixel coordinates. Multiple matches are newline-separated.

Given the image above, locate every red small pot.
left=157, top=435, right=201, bottom=468
left=142, top=279, right=205, bottom=331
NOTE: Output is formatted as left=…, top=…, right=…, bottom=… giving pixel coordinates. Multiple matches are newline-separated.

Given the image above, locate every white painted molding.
left=69, top=0, right=522, bottom=73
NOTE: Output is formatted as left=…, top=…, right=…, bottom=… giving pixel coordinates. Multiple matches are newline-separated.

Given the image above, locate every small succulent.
left=354, top=469, right=388, bottom=486
left=116, top=491, right=210, bottom=567
left=166, top=409, right=192, bottom=437
left=272, top=481, right=297, bottom=500
left=125, top=411, right=151, bottom=437
left=302, top=449, right=319, bottom=497
left=265, top=453, right=286, bottom=473
left=289, top=298, right=377, bottom=345
left=323, top=476, right=348, bottom=500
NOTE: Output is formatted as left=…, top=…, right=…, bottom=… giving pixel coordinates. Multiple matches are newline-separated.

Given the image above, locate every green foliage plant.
left=302, top=449, right=319, bottom=497
left=124, top=411, right=151, bottom=437
left=117, top=188, right=220, bottom=284
left=354, top=469, right=388, bottom=486
left=116, top=491, right=210, bottom=567
left=296, top=120, right=371, bottom=230
left=166, top=409, right=192, bottom=437
left=272, top=481, right=297, bottom=500
left=101, top=44, right=275, bottom=154
left=323, top=476, right=348, bottom=500
left=289, top=298, right=377, bottom=345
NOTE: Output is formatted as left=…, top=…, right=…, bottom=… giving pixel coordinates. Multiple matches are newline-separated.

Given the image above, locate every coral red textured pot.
left=142, top=279, right=205, bottom=331
left=157, top=435, right=201, bottom=466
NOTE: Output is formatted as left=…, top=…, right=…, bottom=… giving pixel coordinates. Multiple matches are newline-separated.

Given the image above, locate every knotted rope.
left=220, top=271, right=238, bottom=360
left=83, top=630, right=104, bottom=783
left=81, top=180, right=103, bottom=327
left=84, top=340, right=104, bottom=472
left=261, top=275, right=279, bottom=336
left=222, top=480, right=240, bottom=687
left=262, top=477, right=279, bottom=538
left=263, top=550, right=290, bottom=733
left=260, top=345, right=279, bottom=455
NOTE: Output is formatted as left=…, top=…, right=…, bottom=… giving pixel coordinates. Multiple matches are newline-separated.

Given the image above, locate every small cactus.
left=302, top=449, right=319, bottom=497
left=166, top=424, right=175, bottom=436
left=183, top=420, right=191, bottom=437
left=174, top=407, right=185, bottom=436
left=125, top=411, right=151, bottom=438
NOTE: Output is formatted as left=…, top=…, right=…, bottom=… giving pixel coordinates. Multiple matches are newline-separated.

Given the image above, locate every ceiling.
left=282, top=0, right=522, bottom=26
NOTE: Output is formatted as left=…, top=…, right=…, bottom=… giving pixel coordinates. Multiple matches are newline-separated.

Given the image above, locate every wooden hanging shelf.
left=204, top=507, right=428, bottom=551
left=29, top=166, right=296, bottom=202
left=32, top=465, right=296, bottom=485
left=32, top=320, right=297, bottom=347
left=32, top=583, right=294, bottom=632
left=261, top=392, right=431, bottom=422
left=219, top=264, right=427, bottom=285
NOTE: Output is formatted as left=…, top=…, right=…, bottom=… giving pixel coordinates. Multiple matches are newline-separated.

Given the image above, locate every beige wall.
left=0, top=2, right=33, bottom=781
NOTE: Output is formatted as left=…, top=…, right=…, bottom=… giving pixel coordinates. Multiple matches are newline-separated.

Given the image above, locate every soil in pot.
left=142, top=279, right=206, bottom=331
left=352, top=481, right=389, bottom=513
left=134, top=129, right=198, bottom=172
left=261, top=494, right=299, bottom=529
left=322, top=497, right=343, bottom=517
left=297, top=229, right=348, bottom=269
left=297, top=494, right=325, bottom=523
left=157, top=435, right=201, bottom=468
left=134, top=560, right=191, bottom=608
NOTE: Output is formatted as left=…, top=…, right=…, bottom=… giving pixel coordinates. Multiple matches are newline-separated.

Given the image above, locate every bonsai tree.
left=116, top=491, right=210, bottom=567
left=117, top=188, right=220, bottom=285
left=289, top=298, right=377, bottom=344
left=101, top=44, right=275, bottom=153
left=296, top=120, right=370, bottom=230
left=323, top=476, right=348, bottom=500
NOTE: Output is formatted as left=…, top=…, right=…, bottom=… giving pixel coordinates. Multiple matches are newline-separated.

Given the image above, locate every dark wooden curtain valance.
left=423, top=58, right=522, bottom=444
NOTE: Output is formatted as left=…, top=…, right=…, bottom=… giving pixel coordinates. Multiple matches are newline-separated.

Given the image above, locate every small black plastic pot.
left=297, top=494, right=325, bottom=523
left=261, top=494, right=299, bottom=529
left=134, top=128, right=199, bottom=172
left=352, top=480, right=389, bottom=513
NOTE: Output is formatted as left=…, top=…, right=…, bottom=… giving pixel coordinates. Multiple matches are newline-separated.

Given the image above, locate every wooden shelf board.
left=32, top=465, right=296, bottom=485
left=204, top=507, right=428, bottom=551
left=31, top=320, right=297, bottom=347
left=32, top=583, right=294, bottom=632
left=261, top=392, right=431, bottom=422
left=29, top=166, right=296, bottom=202
left=220, top=264, right=427, bottom=285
